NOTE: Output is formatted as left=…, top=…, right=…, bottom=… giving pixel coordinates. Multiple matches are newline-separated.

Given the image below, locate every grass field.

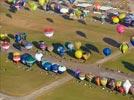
left=37, top=80, right=132, bottom=100
left=103, top=49, right=134, bottom=74
left=0, top=2, right=134, bottom=97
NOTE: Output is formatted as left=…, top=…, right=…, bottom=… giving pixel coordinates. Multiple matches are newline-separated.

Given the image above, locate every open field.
left=0, top=1, right=134, bottom=98
left=37, top=80, right=132, bottom=100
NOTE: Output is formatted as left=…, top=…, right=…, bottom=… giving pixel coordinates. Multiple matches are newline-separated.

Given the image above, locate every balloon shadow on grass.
left=122, top=61, right=134, bottom=72
left=78, top=20, right=86, bottom=25
left=83, top=43, right=99, bottom=53
left=32, top=41, right=39, bottom=49
left=8, top=34, right=14, bottom=39
left=103, top=37, right=120, bottom=48
left=76, top=31, right=87, bottom=38
left=46, top=18, right=54, bottom=23
left=8, top=52, right=13, bottom=61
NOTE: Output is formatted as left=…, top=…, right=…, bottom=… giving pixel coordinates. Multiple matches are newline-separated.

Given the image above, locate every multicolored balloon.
left=79, top=72, right=85, bottom=80
left=13, top=52, right=21, bottom=63
left=120, top=42, right=129, bottom=53
left=39, top=41, right=47, bottom=50
left=116, top=24, right=125, bottom=34
left=82, top=52, right=90, bottom=60
left=24, top=42, right=33, bottom=50
left=94, top=2, right=101, bottom=10
left=44, top=28, right=54, bottom=38
left=1, top=41, right=10, bottom=51
left=100, top=77, right=108, bottom=86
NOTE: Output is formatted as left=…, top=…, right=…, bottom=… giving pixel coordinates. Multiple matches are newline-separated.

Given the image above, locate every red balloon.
left=44, top=28, right=54, bottom=38
left=95, top=3, right=101, bottom=10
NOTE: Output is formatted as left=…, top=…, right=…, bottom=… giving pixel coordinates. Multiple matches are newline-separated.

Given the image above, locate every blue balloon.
left=21, top=53, right=30, bottom=64
left=68, top=0, right=75, bottom=4
left=57, top=46, right=65, bottom=56
left=131, top=40, right=134, bottom=46
left=15, top=35, right=21, bottom=43
left=42, top=62, right=52, bottom=71
left=103, top=48, right=111, bottom=56
left=51, top=64, right=59, bottom=73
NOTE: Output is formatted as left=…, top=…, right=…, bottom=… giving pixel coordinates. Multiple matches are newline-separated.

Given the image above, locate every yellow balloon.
left=120, top=42, right=129, bottom=53
left=28, top=1, right=38, bottom=11
left=113, top=17, right=119, bottom=23
left=74, top=41, right=81, bottom=50
left=82, top=53, right=90, bottom=60
left=75, top=50, right=83, bottom=59
left=0, top=33, right=7, bottom=39
left=39, top=0, right=49, bottom=6
left=119, top=13, right=126, bottom=19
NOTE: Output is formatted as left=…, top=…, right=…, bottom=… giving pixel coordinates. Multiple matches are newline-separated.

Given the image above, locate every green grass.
left=37, top=80, right=132, bottom=100
left=0, top=53, right=65, bottom=96
left=103, top=50, right=134, bottom=74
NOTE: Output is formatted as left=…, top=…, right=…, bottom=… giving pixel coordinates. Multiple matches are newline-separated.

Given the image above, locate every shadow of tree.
left=76, top=31, right=87, bottom=38
left=103, top=37, right=120, bottom=48
left=84, top=43, right=99, bottom=53
left=122, top=61, right=134, bottom=72
left=46, top=18, right=54, bottom=23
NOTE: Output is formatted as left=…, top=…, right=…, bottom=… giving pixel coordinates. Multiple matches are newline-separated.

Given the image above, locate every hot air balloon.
left=119, top=13, right=126, bottom=20
left=75, top=50, right=83, bottom=59
left=58, top=65, right=66, bottom=74
left=13, top=52, right=21, bottom=63
left=120, top=42, right=129, bottom=53
left=39, top=0, right=49, bottom=6
left=112, top=16, right=119, bottom=24
left=1, top=41, right=10, bottom=51
left=79, top=72, right=85, bottom=81
left=0, top=33, right=7, bottom=40
left=94, top=2, right=101, bottom=10
left=95, top=76, right=101, bottom=86
left=130, top=35, right=134, bottom=46
left=103, top=48, right=111, bottom=56
left=85, top=73, right=94, bottom=82
left=115, top=80, right=122, bottom=89
left=34, top=51, right=43, bottom=62
left=82, top=52, right=90, bottom=60
left=68, top=0, right=75, bottom=4
left=118, top=87, right=125, bottom=94
left=47, top=45, right=54, bottom=52
left=39, top=41, right=47, bottom=50
left=100, top=77, right=108, bottom=86
left=130, top=85, right=134, bottom=95
left=74, top=41, right=81, bottom=50
left=42, top=61, right=52, bottom=71
left=65, top=42, right=74, bottom=51
left=116, top=24, right=125, bottom=34
left=28, top=1, right=38, bottom=11
left=57, top=46, right=65, bottom=57
left=21, top=53, right=36, bottom=67
left=24, top=42, right=33, bottom=50
left=44, top=28, right=54, bottom=38
left=15, top=34, right=21, bottom=43
left=51, top=63, right=59, bottom=73
left=107, top=79, right=116, bottom=90
left=123, top=80, right=132, bottom=94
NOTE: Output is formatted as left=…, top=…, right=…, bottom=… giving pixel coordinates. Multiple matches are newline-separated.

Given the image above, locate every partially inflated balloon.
left=13, top=52, right=21, bottom=63
left=130, top=35, right=134, bottom=46
left=119, top=13, right=126, bottom=20
left=100, top=77, right=108, bottom=86
left=74, top=41, right=81, bottom=50
left=82, top=52, right=90, bottom=60
left=120, top=42, right=129, bottom=53
left=112, top=17, right=119, bottom=24
left=28, top=1, right=38, bottom=11
left=75, top=50, right=83, bottom=59
left=39, top=0, right=49, bottom=6
left=116, top=24, right=125, bottom=34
